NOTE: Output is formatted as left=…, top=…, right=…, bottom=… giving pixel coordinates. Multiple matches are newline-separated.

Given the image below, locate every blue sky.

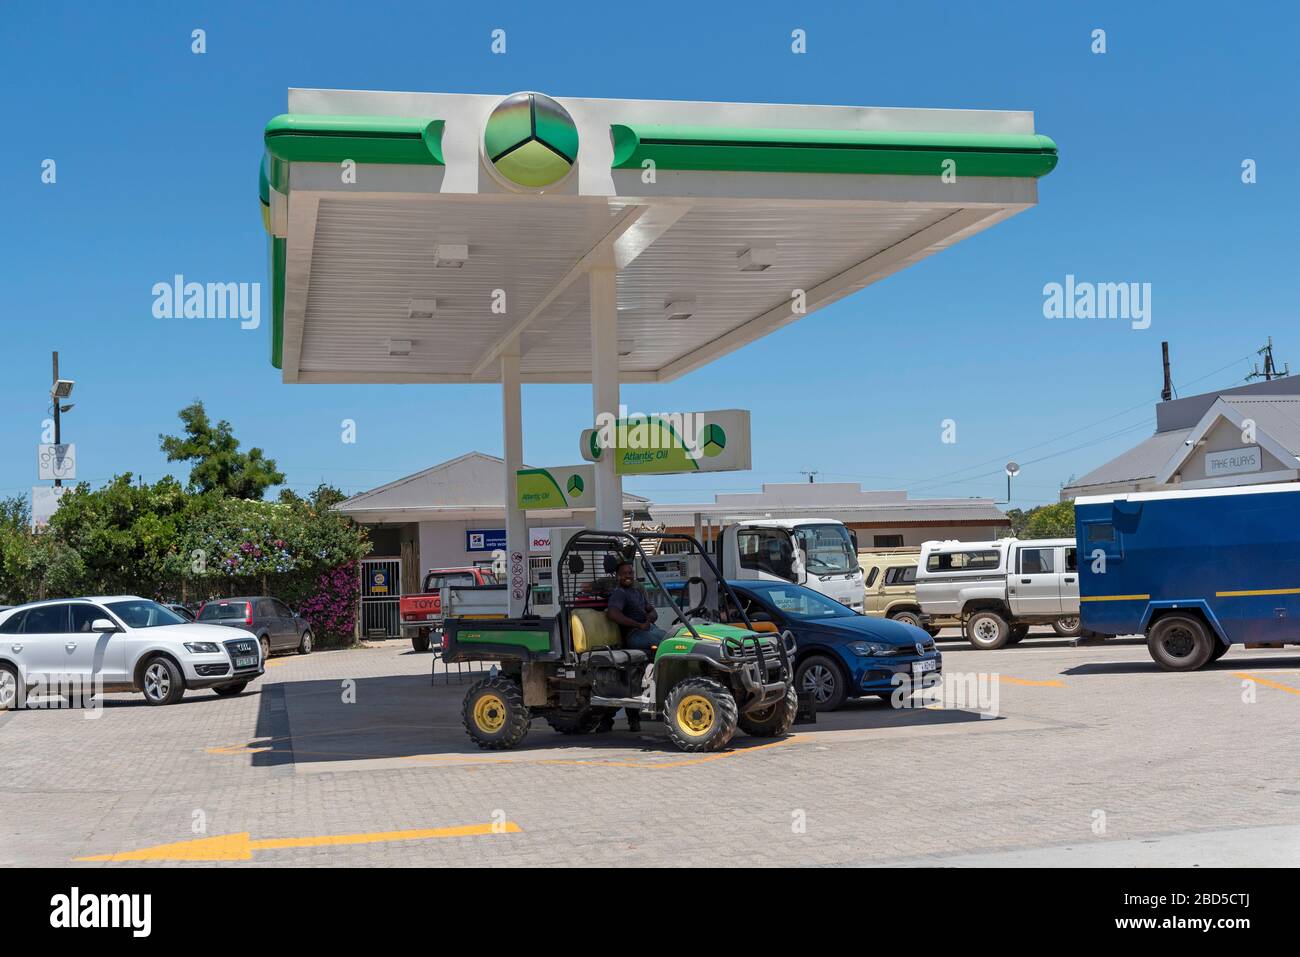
left=2, top=1, right=1296, bottom=510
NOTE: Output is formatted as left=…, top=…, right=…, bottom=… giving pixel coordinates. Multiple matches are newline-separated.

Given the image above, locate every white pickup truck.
left=915, top=537, right=1081, bottom=649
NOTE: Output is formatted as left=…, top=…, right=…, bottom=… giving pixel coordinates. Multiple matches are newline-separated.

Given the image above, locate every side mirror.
left=91, top=618, right=119, bottom=633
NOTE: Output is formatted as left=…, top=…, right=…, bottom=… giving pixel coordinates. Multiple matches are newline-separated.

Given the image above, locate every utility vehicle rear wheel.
left=664, top=677, right=738, bottom=752
left=738, top=685, right=798, bottom=738
left=1146, top=614, right=1213, bottom=672
left=545, top=708, right=608, bottom=734
left=966, top=610, right=1011, bottom=650
left=411, top=629, right=431, bottom=653
left=462, top=677, right=531, bottom=750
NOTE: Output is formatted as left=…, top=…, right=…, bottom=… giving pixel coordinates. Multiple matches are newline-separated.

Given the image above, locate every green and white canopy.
left=259, top=89, right=1056, bottom=383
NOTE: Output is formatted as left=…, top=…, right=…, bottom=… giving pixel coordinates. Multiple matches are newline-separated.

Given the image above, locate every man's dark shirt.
left=607, top=584, right=651, bottom=637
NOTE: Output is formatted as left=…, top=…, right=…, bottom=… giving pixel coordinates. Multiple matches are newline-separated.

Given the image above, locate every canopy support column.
left=590, top=260, right=622, bottom=530
left=501, top=349, right=527, bottom=616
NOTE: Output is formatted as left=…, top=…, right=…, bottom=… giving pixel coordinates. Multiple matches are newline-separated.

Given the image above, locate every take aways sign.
left=515, top=465, right=595, bottom=510
left=579, top=409, right=751, bottom=475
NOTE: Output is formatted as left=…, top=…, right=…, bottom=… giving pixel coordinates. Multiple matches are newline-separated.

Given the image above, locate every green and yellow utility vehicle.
left=442, top=530, right=797, bottom=752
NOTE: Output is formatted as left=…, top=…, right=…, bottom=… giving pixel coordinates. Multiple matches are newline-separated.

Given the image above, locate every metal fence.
left=359, top=558, right=401, bottom=639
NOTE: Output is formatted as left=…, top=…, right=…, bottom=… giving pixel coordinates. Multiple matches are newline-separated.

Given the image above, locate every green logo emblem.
left=701, top=424, right=727, bottom=457
left=484, top=92, right=578, bottom=189
left=587, top=430, right=603, bottom=460
left=566, top=473, right=584, bottom=496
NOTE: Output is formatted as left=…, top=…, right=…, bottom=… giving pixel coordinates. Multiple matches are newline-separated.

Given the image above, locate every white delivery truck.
left=716, top=519, right=865, bottom=612
left=915, top=537, right=1081, bottom=648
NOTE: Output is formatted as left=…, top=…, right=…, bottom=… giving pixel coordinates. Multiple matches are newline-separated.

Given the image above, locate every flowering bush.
left=297, top=561, right=361, bottom=644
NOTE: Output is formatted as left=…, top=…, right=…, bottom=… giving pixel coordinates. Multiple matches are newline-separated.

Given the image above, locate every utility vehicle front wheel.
left=738, top=685, right=798, bottom=738
left=888, top=609, right=923, bottom=629
left=462, top=677, right=531, bottom=750
left=664, top=677, right=738, bottom=752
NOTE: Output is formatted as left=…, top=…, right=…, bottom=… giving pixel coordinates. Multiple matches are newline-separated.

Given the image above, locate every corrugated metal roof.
left=1062, top=428, right=1193, bottom=495
left=334, top=451, right=648, bottom=515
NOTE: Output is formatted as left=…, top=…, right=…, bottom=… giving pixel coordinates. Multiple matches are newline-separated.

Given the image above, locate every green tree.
left=160, top=400, right=285, bottom=499
left=1024, top=500, right=1076, bottom=538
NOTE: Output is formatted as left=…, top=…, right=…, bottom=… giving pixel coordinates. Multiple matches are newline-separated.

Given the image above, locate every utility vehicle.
left=442, top=530, right=797, bottom=753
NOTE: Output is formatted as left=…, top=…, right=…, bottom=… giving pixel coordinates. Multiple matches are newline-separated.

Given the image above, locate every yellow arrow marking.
left=997, top=675, right=1065, bottom=688
left=1232, top=672, right=1300, bottom=697
left=75, top=821, right=521, bottom=862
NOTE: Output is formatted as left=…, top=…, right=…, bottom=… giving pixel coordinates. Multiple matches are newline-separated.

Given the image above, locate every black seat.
left=580, top=648, right=649, bottom=669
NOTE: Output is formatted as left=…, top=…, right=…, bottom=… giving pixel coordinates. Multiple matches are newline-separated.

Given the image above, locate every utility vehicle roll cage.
left=557, top=529, right=767, bottom=654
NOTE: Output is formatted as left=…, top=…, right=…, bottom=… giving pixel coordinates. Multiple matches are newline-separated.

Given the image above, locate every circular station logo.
left=483, top=92, right=578, bottom=190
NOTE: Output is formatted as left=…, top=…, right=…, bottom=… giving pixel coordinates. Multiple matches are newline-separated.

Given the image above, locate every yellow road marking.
left=1080, top=594, right=1150, bottom=603
left=1217, top=587, right=1300, bottom=597
left=997, top=675, right=1065, bottom=688
left=76, top=821, right=520, bottom=862
left=1232, top=672, right=1300, bottom=697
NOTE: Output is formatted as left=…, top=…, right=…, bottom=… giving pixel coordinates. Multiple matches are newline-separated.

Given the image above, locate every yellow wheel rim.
left=473, top=693, right=507, bottom=733
left=676, top=694, right=715, bottom=736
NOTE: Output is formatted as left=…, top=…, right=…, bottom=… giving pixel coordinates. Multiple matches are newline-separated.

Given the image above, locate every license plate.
left=235, top=656, right=258, bottom=669
left=913, top=659, right=937, bottom=674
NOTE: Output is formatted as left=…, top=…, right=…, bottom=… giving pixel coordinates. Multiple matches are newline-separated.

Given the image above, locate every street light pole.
left=52, top=351, right=61, bottom=487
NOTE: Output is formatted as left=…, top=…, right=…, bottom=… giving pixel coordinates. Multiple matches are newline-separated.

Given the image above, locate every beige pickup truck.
left=858, top=547, right=957, bottom=637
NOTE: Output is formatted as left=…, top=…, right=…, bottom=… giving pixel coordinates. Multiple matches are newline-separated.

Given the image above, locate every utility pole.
left=1246, top=337, right=1290, bottom=382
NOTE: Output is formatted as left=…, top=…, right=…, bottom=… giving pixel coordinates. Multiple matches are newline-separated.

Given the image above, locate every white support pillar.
left=501, top=350, right=528, bottom=617
left=589, top=260, right=622, bottom=530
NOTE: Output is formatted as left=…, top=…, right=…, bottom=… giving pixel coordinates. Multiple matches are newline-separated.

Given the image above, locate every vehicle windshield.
left=105, top=600, right=187, bottom=628
left=793, top=524, right=859, bottom=575
left=741, top=582, right=857, bottom=620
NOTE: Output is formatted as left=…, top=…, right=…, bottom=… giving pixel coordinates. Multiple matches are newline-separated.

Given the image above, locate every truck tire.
left=411, top=629, right=431, bottom=653
left=888, top=609, right=923, bottom=629
left=462, top=677, right=531, bottom=750
left=1209, top=640, right=1230, bottom=662
left=1146, top=614, right=1214, bottom=672
left=664, top=677, right=738, bottom=752
left=795, top=654, right=848, bottom=711
left=1007, top=623, right=1030, bottom=645
left=966, top=610, right=1011, bottom=650
left=738, top=685, right=798, bottom=738
left=1052, top=616, right=1082, bottom=638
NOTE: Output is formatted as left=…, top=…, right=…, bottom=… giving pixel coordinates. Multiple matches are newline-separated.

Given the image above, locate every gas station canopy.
left=259, top=89, right=1056, bottom=385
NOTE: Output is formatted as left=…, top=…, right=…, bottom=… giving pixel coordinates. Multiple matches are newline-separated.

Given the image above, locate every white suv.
left=0, top=596, right=265, bottom=708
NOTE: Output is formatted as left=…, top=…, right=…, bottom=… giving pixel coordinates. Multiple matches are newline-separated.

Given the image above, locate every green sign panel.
left=579, top=409, right=751, bottom=475
left=516, top=465, right=595, bottom=510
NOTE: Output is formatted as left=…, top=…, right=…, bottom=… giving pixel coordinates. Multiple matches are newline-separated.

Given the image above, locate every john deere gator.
left=442, top=530, right=797, bottom=752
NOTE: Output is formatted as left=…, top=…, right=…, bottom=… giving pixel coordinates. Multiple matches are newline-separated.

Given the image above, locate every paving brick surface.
left=2, top=634, right=1298, bottom=867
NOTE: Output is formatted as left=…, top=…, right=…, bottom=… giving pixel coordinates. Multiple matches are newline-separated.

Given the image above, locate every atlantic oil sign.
left=579, top=409, right=752, bottom=475
left=515, top=465, right=595, bottom=510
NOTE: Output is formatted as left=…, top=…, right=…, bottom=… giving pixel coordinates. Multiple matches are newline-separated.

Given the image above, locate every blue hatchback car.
left=725, top=580, right=942, bottom=711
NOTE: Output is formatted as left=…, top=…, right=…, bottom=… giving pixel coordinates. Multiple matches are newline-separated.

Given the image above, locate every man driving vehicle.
left=605, top=561, right=666, bottom=652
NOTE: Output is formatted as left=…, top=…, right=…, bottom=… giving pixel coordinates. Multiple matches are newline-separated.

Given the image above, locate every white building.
left=650, top=482, right=1009, bottom=549
left=1061, top=377, right=1300, bottom=499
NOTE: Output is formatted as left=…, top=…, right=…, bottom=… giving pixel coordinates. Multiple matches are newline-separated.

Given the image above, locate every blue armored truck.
left=1075, top=482, right=1300, bottom=670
